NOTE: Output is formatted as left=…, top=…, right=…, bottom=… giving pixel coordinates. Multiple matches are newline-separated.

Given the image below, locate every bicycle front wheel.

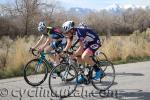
left=49, top=63, right=78, bottom=97
left=24, top=59, right=48, bottom=86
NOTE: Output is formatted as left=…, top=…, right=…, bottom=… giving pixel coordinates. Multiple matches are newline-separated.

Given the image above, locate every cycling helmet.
left=62, top=21, right=75, bottom=33
left=79, top=22, right=87, bottom=28
left=38, top=22, right=46, bottom=32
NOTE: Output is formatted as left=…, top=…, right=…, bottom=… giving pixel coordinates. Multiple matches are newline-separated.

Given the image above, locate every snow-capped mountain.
left=106, top=4, right=124, bottom=13
left=68, top=7, right=93, bottom=15
left=68, top=4, right=149, bottom=16
left=106, top=4, right=148, bottom=13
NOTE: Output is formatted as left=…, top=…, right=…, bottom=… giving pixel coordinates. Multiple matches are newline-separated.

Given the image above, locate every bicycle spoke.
left=24, top=59, right=48, bottom=86
left=92, top=60, right=115, bottom=91
left=49, top=63, right=78, bottom=97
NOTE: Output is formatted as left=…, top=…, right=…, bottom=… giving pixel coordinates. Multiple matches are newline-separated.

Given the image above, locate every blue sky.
left=0, top=0, right=150, bottom=10
left=0, top=0, right=14, bottom=5
left=57, top=0, right=150, bottom=10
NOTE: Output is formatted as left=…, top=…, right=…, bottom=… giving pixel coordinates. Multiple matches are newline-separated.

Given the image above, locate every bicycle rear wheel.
left=95, top=52, right=108, bottom=71
left=92, top=60, right=115, bottom=91
left=24, top=59, right=48, bottom=86
left=97, top=52, right=108, bottom=60
left=49, top=63, right=78, bottom=97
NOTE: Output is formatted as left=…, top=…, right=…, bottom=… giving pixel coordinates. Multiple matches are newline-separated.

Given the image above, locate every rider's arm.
left=63, top=37, right=73, bottom=52
left=32, top=34, right=45, bottom=49
left=74, top=40, right=84, bottom=56
left=71, top=39, right=79, bottom=48
left=40, top=37, right=52, bottom=50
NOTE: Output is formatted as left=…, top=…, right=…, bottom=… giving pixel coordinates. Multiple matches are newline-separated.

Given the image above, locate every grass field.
left=101, top=29, right=150, bottom=61
left=0, top=29, right=150, bottom=79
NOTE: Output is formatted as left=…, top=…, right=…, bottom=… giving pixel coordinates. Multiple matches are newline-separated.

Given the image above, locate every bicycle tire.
left=24, top=59, right=48, bottom=86
left=49, top=63, right=78, bottom=97
left=95, top=52, right=108, bottom=71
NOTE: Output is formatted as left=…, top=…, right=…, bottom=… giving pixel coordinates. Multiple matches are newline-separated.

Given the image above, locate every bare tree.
left=15, top=0, right=40, bottom=35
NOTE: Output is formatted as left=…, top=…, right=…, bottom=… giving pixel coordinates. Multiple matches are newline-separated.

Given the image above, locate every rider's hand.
left=38, top=47, right=44, bottom=52
left=29, top=47, right=35, bottom=52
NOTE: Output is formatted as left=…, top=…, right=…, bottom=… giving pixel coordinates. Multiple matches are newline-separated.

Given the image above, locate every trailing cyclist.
left=31, top=21, right=66, bottom=66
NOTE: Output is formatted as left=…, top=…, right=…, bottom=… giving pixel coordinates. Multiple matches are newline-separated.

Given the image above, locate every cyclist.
left=31, top=21, right=66, bottom=66
left=78, top=22, right=88, bottom=29
left=62, top=21, right=103, bottom=83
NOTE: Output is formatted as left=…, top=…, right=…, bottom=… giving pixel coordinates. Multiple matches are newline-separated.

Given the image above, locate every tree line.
left=0, top=0, right=150, bottom=38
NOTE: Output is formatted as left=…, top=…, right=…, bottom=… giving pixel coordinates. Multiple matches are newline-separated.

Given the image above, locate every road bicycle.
left=24, top=39, right=108, bottom=87
left=49, top=51, right=115, bottom=97
left=24, top=47, right=63, bottom=86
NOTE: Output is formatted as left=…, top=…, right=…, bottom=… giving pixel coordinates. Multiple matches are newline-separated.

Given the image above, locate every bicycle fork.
left=61, top=66, right=70, bottom=81
left=35, top=58, right=43, bottom=72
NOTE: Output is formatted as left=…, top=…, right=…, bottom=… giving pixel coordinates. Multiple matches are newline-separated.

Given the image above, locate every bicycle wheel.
left=92, top=60, right=115, bottom=91
left=66, top=65, right=77, bottom=81
left=24, top=59, right=48, bottom=86
left=95, top=52, right=108, bottom=60
left=49, top=63, right=78, bottom=97
left=65, top=61, right=79, bottom=81
left=60, top=58, right=78, bottom=81
left=95, top=52, right=108, bottom=71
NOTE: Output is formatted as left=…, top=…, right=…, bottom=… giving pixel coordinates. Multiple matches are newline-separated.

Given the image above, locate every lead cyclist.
left=62, top=21, right=103, bottom=84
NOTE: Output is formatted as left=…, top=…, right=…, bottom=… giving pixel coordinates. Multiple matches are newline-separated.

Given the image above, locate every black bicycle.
left=49, top=52, right=115, bottom=97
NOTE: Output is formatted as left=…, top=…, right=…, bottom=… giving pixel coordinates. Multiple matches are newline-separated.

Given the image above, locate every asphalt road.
left=0, top=61, right=150, bottom=100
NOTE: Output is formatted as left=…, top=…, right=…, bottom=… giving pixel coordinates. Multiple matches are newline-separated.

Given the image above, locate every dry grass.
left=0, top=36, right=36, bottom=78
left=101, top=29, right=150, bottom=61
left=0, top=29, right=150, bottom=78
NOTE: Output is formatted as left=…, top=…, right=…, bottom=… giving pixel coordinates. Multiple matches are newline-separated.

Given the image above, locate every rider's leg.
left=45, top=42, right=59, bottom=66
left=74, top=46, right=84, bottom=65
left=82, top=48, right=103, bottom=80
left=45, top=46, right=55, bottom=62
left=74, top=47, right=87, bottom=83
left=82, top=48, right=99, bottom=71
left=81, top=48, right=95, bottom=65
left=82, top=43, right=100, bottom=66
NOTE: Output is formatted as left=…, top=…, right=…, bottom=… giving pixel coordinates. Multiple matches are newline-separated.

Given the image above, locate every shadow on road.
left=85, top=89, right=150, bottom=100
left=115, top=72, right=144, bottom=76
left=117, top=89, right=150, bottom=100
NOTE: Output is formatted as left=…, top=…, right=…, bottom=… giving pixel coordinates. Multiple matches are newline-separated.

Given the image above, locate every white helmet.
left=62, top=21, right=75, bottom=33
left=38, top=21, right=46, bottom=32
left=79, top=22, right=87, bottom=28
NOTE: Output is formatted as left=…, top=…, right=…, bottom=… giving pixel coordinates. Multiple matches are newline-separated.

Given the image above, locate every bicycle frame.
left=35, top=51, right=57, bottom=70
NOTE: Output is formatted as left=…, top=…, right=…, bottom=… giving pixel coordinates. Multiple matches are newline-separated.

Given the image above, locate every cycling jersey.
left=75, top=28, right=101, bottom=53
left=47, top=27, right=64, bottom=39
left=75, top=28, right=100, bottom=43
left=46, top=27, right=66, bottom=49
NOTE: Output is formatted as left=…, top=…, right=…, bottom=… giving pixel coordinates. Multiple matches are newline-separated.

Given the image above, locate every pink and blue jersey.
left=75, top=28, right=101, bottom=52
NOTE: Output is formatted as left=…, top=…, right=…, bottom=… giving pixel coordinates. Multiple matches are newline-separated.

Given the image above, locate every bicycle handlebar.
left=30, top=48, right=40, bottom=56
left=29, top=39, right=79, bottom=57
left=30, top=48, right=61, bottom=57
